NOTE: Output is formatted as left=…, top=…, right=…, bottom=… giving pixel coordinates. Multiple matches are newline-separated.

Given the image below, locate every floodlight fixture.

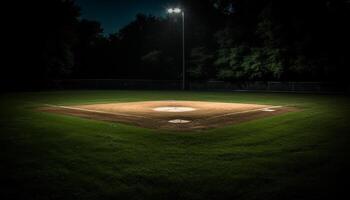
left=173, top=8, right=182, bottom=13
left=167, top=8, right=174, bottom=13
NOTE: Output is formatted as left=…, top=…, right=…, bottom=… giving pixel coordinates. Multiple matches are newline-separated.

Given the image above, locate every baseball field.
left=1, top=90, right=350, bottom=200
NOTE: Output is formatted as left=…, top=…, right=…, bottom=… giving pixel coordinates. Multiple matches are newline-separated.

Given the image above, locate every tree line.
left=5, top=0, right=350, bottom=85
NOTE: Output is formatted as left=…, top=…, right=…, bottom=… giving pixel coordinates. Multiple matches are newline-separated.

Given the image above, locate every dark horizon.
left=5, top=0, right=350, bottom=90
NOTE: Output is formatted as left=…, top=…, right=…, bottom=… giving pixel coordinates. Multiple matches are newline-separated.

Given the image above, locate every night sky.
left=76, top=0, right=179, bottom=34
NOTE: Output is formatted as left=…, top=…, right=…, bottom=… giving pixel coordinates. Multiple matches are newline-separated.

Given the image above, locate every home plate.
left=168, top=119, right=191, bottom=124
left=153, top=107, right=196, bottom=112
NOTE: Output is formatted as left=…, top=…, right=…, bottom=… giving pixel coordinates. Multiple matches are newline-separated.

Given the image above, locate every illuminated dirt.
left=40, top=101, right=296, bottom=131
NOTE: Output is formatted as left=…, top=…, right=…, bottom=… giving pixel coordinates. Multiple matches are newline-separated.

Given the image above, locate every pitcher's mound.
left=153, top=107, right=196, bottom=112
left=40, top=101, right=296, bottom=131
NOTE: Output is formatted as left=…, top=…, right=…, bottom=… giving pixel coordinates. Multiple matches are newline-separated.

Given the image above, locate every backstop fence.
left=52, top=79, right=349, bottom=93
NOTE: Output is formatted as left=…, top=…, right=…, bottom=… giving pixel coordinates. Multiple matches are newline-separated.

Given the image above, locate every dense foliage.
left=5, top=0, right=350, bottom=84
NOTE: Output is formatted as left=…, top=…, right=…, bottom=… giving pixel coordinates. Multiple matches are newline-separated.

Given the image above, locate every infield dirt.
left=40, top=101, right=296, bottom=131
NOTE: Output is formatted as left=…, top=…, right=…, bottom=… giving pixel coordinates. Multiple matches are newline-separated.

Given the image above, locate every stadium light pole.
left=167, top=8, right=186, bottom=90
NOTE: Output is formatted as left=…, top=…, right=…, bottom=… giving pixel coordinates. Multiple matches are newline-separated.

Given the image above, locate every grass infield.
left=1, top=90, right=350, bottom=200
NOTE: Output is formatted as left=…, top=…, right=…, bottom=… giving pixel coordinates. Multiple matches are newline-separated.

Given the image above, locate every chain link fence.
left=2, top=79, right=349, bottom=93
left=55, top=79, right=349, bottom=93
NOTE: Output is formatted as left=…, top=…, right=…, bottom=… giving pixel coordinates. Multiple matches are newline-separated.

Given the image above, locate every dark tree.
left=212, top=0, right=350, bottom=81
left=6, top=0, right=81, bottom=87
left=5, top=0, right=349, bottom=91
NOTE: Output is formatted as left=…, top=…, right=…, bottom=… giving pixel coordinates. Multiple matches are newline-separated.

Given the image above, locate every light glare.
left=174, top=8, right=181, bottom=13
left=167, top=8, right=174, bottom=13
left=167, top=8, right=182, bottom=14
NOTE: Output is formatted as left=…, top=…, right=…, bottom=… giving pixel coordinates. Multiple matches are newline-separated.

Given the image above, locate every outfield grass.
left=1, top=90, right=350, bottom=200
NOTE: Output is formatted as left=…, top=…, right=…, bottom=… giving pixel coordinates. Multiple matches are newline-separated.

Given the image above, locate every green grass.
left=1, top=90, right=349, bottom=200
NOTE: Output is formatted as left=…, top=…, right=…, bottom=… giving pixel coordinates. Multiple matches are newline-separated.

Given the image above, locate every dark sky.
left=76, top=0, right=179, bottom=34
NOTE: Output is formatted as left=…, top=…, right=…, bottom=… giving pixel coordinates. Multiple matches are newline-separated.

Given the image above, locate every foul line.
left=208, top=106, right=283, bottom=120
left=44, top=104, right=151, bottom=119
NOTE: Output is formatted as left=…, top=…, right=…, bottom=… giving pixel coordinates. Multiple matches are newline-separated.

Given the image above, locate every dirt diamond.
left=40, top=101, right=296, bottom=131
